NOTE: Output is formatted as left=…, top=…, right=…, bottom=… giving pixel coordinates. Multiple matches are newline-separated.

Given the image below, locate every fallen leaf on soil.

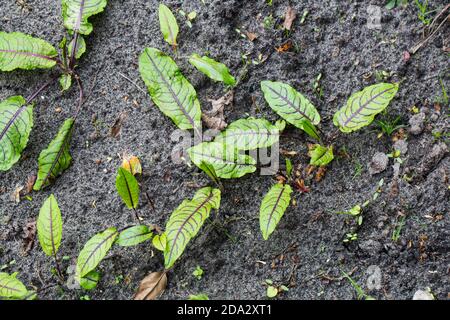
left=11, top=185, right=24, bottom=203
left=245, top=31, right=258, bottom=41
left=283, top=6, right=297, bottom=30
left=23, top=175, right=36, bottom=196
left=275, top=40, right=292, bottom=53
left=315, top=166, right=327, bottom=182
left=22, top=220, right=36, bottom=255
left=110, top=112, right=128, bottom=138
left=280, top=149, right=297, bottom=156
left=134, top=271, right=167, bottom=300
left=202, top=91, right=234, bottom=131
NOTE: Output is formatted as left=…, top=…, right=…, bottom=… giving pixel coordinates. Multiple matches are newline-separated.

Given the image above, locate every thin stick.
left=25, top=75, right=59, bottom=104
left=117, top=71, right=147, bottom=94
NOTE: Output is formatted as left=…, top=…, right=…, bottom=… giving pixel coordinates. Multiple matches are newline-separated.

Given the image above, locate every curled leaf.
left=308, top=144, right=334, bottom=166
left=202, top=91, right=234, bottom=131
left=33, top=118, right=75, bottom=191
left=62, top=0, right=108, bottom=35
left=134, top=271, right=167, bottom=300
left=79, top=270, right=100, bottom=290
left=189, top=54, right=236, bottom=86
left=152, top=233, right=167, bottom=252
left=0, top=96, right=33, bottom=171
left=121, top=154, right=142, bottom=176
left=333, top=83, right=399, bottom=133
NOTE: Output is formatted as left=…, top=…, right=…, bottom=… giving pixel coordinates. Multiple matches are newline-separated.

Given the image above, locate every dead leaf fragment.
left=110, top=112, right=128, bottom=138
left=11, top=185, right=24, bottom=203
left=22, top=220, right=36, bottom=255
left=121, top=153, right=142, bottom=175
left=202, top=91, right=234, bottom=131
left=275, top=40, right=292, bottom=53
left=283, top=6, right=297, bottom=31
left=134, top=271, right=167, bottom=300
left=246, top=31, right=258, bottom=41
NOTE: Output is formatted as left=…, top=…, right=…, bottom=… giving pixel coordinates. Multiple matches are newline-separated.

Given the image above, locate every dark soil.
left=0, top=0, right=448, bottom=300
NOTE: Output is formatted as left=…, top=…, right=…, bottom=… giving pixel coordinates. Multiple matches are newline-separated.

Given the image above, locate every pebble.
left=408, top=112, right=426, bottom=135
left=412, top=290, right=434, bottom=300
left=369, top=152, right=389, bottom=175
left=393, top=139, right=408, bottom=155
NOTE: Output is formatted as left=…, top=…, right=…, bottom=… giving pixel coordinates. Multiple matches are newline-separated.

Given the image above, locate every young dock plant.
left=258, top=80, right=398, bottom=239
left=36, top=194, right=63, bottom=279
left=159, top=3, right=179, bottom=50
left=189, top=54, right=236, bottom=86
left=0, top=0, right=108, bottom=191
left=0, top=272, right=34, bottom=300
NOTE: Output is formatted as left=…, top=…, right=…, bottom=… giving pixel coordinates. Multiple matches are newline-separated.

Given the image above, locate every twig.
left=117, top=71, right=147, bottom=94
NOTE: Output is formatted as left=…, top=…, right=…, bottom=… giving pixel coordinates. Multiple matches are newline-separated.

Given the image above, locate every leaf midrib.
left=265, top=185, right=286, bottom=236
left=79, top=231, right=117, bottom=276
left=0, top=105, right=26, bottom=146
left=144, top=50, right=197, bottom=130
left=266, top=85, right=314, bottom=123
left=166, top=193, right=214, bottom=267
left=342, top=86, right=395, bottom=126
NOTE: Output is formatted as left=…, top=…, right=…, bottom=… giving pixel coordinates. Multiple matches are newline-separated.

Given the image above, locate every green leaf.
left=333, top=83, right=399, bottom=133
left=188, top=142, right=256, bottom=179
left=68, top=35, right=86, bottom=60
left=116, top=167, right=140, bottom=209
left=189, top=54, right=236, bottom=86
left=267, top=285, right=278, bottom=298
left=164, top=187, right=221, bottom=269
left=158, top=4, right=179, bottom=48
left=214, top=117, right=285, bottom=150
left=260, top=183, right=292, bottom=240
left=37, top=194, right=63, bottom=257
left=33, top=118, right=75, bottom=191
left=152, top=233, right=167, bottom=252
left=261, top=80, right=321, bottom=140
left=79, top=270, right=100, bottom=290
left=116, top=225, right=153, bottom=247
left=285, top=158, right=293, bottom=177
left=62, top=0, right=108, bottom=35
left=198, top=160, right=221, bottom=185
left=0, top=32, right=57, bottom=71
left=308, top=144, right=334, bottom=166
left=59, top=74, right=72, bottom=92
left=139, top=47, right=202, bottom=131
left=0, top=272, right=27, bottom=299
left=189, top=294, right=209, bottom=300
left=0, top=96, right=33, bottom=171
left=76, top=227, right=118, bottom=279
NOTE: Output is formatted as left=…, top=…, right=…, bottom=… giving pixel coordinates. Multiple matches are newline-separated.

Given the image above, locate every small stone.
left=359, top=240, right=382, bottom=255
left=408, top=112, right=426, bottom=135
left=412, top=290, right=434, bottom=300
left=369, top=152, right=389, bottom=175
left=393, top=140, right=408, bottom=155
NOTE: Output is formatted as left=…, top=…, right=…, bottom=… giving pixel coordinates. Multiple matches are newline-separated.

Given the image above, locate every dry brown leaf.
left=110, top=112, right=128, bottom=138
left=23, top=175, right=36, bottom=195
left=11, top=185, right=24, bottom=203
left=283, top=6, right=297, bottom=30
left=246, top=31, right=258, bottom=41
left=315, top=166, right=327, bottom=182
left=22, top=220, right=36, bottom=255
left=121, top=153, right=142, bottom=175
left=134, top=271, right=167, bottom=300
left=275, top=40, right=292, bottom=53
left=202, top=91, right=234, bottom=131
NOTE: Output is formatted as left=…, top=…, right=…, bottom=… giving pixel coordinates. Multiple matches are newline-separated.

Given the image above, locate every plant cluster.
left=0, top=1, right=400, bottom=299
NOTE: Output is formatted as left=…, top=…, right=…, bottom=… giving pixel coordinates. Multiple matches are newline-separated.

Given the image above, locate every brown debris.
left=283, top=6, right=297, bottom=31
